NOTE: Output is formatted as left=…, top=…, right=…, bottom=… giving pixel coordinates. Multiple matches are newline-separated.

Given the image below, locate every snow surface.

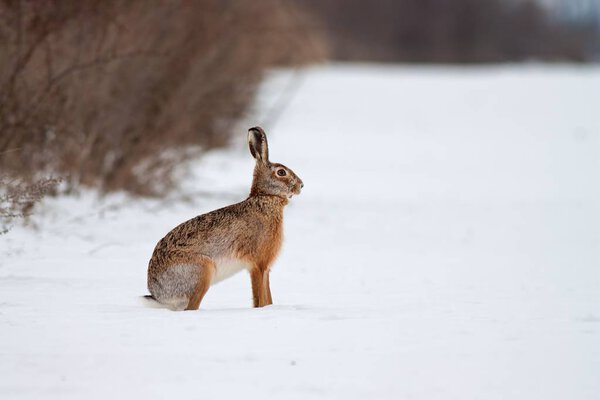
left=1, top=64, right=599, bottom=399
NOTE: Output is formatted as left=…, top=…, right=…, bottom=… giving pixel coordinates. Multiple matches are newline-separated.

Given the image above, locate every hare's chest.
left=212, top=258, right=248, bottom=284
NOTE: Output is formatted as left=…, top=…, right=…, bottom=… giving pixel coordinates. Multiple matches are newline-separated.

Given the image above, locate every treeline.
left=1, top=0, right=597, bottom=222
left=0, top=0, right=323, bottom=198
left=299, top=0, right=597, bottom=62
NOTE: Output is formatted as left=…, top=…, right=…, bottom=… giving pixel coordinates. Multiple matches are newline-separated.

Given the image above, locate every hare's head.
left=248, top=127, right=303, bottom=200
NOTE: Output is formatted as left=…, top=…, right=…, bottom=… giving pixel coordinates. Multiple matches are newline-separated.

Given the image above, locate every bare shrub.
left=0, top=176, right=60, bottom=234
left=0, top=0, right=324, bottom=196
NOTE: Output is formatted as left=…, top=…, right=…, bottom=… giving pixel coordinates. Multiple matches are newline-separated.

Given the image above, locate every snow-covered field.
left=1, top=64, right=599, bottom=399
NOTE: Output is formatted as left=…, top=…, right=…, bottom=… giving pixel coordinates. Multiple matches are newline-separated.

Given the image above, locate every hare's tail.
left=139, top=294, right=164, bottom=309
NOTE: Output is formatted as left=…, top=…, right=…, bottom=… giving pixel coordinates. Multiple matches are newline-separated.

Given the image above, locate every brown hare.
left=146, top=127, right=303, bottom=310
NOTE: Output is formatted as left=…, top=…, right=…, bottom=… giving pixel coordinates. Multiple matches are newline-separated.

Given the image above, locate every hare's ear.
left=248, top=126, right=269, bottom=163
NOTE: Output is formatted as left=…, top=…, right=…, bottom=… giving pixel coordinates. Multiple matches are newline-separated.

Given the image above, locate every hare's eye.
left=277, top=169, right=286, bottom=177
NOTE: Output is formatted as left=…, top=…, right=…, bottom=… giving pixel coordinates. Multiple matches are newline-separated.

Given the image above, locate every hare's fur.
left=147, top=127, right=303, bottom=310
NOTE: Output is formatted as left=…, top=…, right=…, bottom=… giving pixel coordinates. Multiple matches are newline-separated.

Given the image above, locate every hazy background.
left=1, top=0, right=599, bottom=222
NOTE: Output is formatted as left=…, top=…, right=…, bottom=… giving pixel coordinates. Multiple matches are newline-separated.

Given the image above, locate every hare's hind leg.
left=151, top=254, right=215, bottom=311
left=185, top=255, right=216, bottom=311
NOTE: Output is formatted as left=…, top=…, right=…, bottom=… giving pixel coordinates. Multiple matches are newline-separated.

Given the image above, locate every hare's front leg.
left=264, top=271, right=273, bottom=305
left=250, top=267, right=272, bottom=307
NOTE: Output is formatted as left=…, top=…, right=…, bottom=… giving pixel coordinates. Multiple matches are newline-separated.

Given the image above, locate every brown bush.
left=0, top=0, right=324, bottom=196
left=0, top=175, right=60, bottom=233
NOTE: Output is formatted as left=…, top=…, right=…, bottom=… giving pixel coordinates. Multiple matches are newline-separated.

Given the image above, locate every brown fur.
left=146, top=127, right=303, bottom=310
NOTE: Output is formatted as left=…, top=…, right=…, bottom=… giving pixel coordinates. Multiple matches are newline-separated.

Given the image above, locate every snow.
left=1, top=64, right=599, bottom=399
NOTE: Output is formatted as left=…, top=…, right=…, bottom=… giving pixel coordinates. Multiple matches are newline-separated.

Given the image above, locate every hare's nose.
left=301, top=183, right=304, bottom=189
